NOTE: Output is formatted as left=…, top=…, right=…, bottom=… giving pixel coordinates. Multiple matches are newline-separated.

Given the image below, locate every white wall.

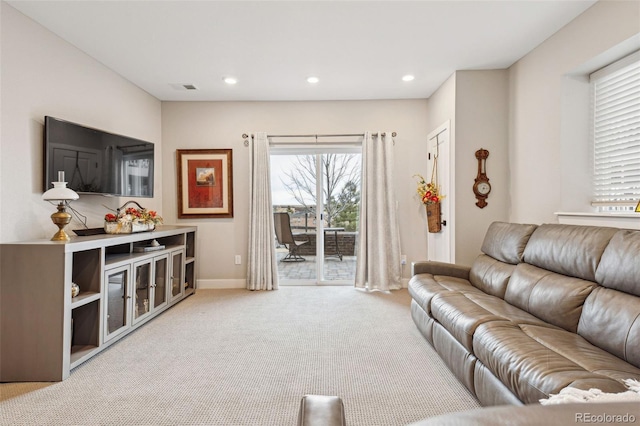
left=0, top=3, right=162, bottom=243
left=161, top=100, right=429, bottom=287
left=455, top=70, right=509, bottom=265
left=508, top=0, right=640, bottom=224
left=426, top=71, right=510, bottom=266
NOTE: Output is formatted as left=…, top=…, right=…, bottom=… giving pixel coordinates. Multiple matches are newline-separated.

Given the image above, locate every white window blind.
left=591, top=51, right=640, bottom=206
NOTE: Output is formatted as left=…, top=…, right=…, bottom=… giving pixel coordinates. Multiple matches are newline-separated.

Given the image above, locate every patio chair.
left=274, top=212, right=309, bottom=262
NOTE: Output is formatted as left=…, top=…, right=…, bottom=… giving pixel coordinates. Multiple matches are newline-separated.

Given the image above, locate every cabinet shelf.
left=105, top=244, right=183, bottom=268
left=71, top=291, right=101, bottom=309
left=70, top=345, right=100, bottom=367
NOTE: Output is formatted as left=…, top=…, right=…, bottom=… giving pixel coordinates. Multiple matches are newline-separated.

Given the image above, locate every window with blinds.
left=591, top=51, right=640, bottom=209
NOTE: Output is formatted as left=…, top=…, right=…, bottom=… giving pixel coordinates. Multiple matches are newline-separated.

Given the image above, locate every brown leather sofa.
left=408, top=222, right=640, bottom=406
left=297, top=395, right=640, bottom=425
left=409, top=401, right=640, bottom=425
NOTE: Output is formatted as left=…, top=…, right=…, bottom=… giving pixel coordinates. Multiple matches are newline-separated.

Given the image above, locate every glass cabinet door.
left=153, top=255, right=168, bottom=310
left=170, top=249, right=184, bottom=302
left=104, top=265, right=130, bottom=342
left=132, top=260, right=152, bottom=325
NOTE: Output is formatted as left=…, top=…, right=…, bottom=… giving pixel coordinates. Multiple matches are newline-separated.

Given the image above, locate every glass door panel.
left=132, top=261, right=151, bottom=324
left=153, top=255, right=168, bottom=309
left=320, top=153, right=360, bottom=284
left=170, top=250, right=184, bottom=301
left=104, top=265, right=130, bottom=341
left=271, top=153, right=317, bottom=284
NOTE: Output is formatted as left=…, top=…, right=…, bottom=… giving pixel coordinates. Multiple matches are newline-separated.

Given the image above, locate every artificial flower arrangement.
left=413, top=174, right=445, bottom=205
left=104, top=207, right=163, bottom=234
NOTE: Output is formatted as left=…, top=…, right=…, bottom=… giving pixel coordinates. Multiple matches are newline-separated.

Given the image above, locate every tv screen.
left=44, top=116, right=154, bottom=197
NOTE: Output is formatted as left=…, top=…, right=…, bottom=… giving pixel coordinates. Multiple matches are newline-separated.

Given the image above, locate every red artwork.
left=187, top=159, right=223, bottom=208
left=177, top=148, right=233, bottom=218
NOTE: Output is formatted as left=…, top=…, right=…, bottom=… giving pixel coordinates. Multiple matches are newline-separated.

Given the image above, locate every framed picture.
left=177, top=149, right=233, bottom=218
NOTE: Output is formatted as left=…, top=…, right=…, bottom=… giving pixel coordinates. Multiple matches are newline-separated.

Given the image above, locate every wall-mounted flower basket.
left=426, top=202, right=442, bottom=233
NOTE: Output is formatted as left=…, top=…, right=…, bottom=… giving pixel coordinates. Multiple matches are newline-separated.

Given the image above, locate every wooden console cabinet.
left=0, top=225, right=196, bottom=382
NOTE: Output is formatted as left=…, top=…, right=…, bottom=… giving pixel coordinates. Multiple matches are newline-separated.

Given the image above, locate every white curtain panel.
left=246, top=132, right=279, bottom=291
left=355, top=132, right=402, bottom=291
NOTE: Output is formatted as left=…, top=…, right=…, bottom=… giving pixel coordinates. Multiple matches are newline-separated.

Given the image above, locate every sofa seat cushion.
left=463, top=293, right=560, bottom=329
left=409, top=274, right=483, bottom=315
left=519, top=324, right=640, bottom=383
left=431, top=293, right=509, bottom=352
left=473, top=321, right=634, bottom=404
left=429, top=291, right=557, bottom=353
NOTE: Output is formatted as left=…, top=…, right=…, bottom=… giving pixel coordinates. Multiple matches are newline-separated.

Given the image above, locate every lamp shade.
left=42, top=171, right=79, bottom=201
left=42, top=181, right=79, bottom=201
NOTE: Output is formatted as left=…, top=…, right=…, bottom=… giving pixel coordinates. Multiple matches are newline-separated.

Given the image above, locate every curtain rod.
left=241, top=132, right=396, bottom=146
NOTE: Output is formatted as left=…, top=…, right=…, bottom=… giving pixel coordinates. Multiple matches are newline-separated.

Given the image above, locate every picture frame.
left=636, top=199, right=640, bottom=213
left=176, top=149, right=233, bottom=218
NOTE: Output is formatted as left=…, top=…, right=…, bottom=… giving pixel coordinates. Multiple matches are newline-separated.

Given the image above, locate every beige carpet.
left=0, top=287, right=480, bottom=425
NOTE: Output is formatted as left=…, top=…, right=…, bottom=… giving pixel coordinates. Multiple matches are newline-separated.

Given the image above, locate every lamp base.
left=51, top=228, right=71, bottom=241
left=50, top=203, right=72, bottom=242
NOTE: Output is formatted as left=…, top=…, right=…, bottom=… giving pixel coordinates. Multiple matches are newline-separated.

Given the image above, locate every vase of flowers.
left=414, top=174, right=445, bottom=233
left=104, top=206, right=163, bottom=234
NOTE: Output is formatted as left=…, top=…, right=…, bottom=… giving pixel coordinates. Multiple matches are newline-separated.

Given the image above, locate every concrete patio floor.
left=275, top=250, right=356, bottom=282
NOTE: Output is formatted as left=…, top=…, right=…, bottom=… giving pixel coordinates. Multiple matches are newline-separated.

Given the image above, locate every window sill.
left=555, top=212, right=640, bottom=229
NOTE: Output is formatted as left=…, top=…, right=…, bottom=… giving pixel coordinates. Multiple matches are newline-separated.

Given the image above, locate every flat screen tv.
left=44, top=116, right=154, bottom=197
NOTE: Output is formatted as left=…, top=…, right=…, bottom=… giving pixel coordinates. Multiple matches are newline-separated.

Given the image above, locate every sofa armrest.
left=411, top=261, right=470, bottom=280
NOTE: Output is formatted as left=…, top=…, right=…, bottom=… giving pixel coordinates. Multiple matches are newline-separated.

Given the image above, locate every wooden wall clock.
left=473, top=148, right=491, bottom=208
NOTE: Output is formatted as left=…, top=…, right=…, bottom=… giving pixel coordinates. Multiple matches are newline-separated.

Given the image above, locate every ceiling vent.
left=169, top=83, right=199, bottom=91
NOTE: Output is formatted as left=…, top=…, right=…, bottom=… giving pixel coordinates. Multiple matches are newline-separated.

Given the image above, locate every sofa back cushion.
left=595, top=230, right=640, bottom=296
left=469, top=255, right=516, bottom=299
left=480, top=222, right=537, bottom=264
left=469, top=222, right=537, bottom=298
left=522, top=224, right=618, bottom=282
left=504, top=264, right=596, bottom=332
left=577, top=287, right=640, bottom=368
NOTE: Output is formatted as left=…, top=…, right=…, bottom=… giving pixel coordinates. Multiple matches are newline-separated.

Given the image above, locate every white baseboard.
left=197, top=278, right=409, bottom=289
left=197, top=279, right=246, bottom=289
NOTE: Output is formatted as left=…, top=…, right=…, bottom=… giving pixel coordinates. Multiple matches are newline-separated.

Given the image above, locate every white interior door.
left=427, top=121, right=454, bottom=263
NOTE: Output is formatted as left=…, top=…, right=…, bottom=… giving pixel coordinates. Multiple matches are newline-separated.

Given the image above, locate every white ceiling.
left=8, top=0, right=598, bottom=102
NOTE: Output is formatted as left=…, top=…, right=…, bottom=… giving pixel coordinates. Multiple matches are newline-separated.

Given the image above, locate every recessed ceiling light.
left=307, top=76, right=319, bottom=84
left=223, top=77, right=238, bottom=85
left=402, top=75, right=415, bottom=82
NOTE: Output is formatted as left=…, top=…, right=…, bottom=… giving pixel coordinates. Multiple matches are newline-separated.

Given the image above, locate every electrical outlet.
left=235, top=255, right=241, bottom=265
left=401, top=254, right=407, bottom=265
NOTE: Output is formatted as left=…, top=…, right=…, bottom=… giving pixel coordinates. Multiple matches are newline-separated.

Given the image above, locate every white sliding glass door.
left=270, top=146, right=361, bottom=285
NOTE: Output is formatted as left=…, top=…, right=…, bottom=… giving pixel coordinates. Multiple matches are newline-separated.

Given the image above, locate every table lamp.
left=42, top=171, right=79, bottom=241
